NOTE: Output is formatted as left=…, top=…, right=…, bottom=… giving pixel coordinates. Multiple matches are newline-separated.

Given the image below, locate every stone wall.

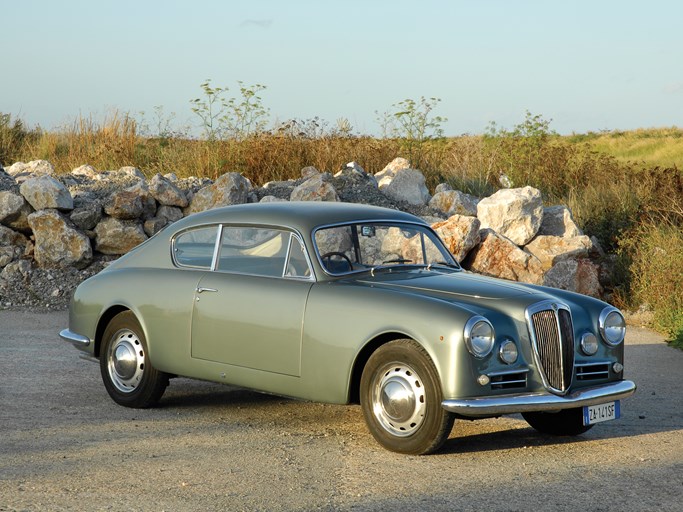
left=0, top=158, right=609, bottom=301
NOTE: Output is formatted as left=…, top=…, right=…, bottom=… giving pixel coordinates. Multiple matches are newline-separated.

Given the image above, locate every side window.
left=173, top=226, right=219, bottom=269
left=217, top=227, right=289, bottom=277
left=284, top=235, right=312, bottom=279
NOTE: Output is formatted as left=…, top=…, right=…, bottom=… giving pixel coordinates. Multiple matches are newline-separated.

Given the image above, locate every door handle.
left=196, top=287, right=218, bottom=294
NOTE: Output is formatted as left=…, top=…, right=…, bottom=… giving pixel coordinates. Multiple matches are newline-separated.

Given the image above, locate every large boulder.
left=0, top=169, right=17, bottom=191
left=94, top=217, right=147, bottom=255
left=19, top=175, right=73, bottom=211
left=0, top=191, right=33, bottom=231
left=375, top=157, right=411, bottom=182
left=27, top=209, right=92, bottom=269
left=465, top=228, right=543, bottom=284
left=431, top=215, right=481, bottom=263
left=477, top=186, right=543, bottom=246
left=6, top=160, right=56, bottom=184
left=538, top=205, right=583, bottom=237
left=524, top=235, right=593, bottom=271
left=185, top=172, right=252, bottom=214
left=543, top=258, right=603, bottom=298
left=0, top=225, right=27, bottom=268
left=376, top=168, right=431, bottom=206
left=290, top=173, right=340, bottom=202
left=149, top=173, right=189, bottom=208
left=429, top=189, right=479, bottom=217
left=104, top=189, right=145, bottom=219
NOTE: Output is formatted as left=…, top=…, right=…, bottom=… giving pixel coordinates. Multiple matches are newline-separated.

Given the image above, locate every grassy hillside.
left=570, top=127, right=683, bottom=168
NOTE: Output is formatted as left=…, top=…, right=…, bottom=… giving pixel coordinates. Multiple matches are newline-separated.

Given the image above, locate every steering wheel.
left=321, top=251, right=354, bottom=272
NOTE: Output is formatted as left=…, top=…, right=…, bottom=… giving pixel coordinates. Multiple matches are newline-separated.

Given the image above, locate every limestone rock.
left=27, top=209, right=92, bottom=269
left=70, top=206, right=103, bottom=231
left=143, top=217, right=168, bottom=237
left=429, top=189, right=479, bottom=217
left=301, top=166, right=320, bottom=179
left=434, top=183, right=453, bottom=194
left=104, top=189, right=144, bottom=219
left=524, top=235, right=593, bottom=271
left=127, top=180, right=157, bottom=220
left=375, top=157, right=411, bottom=182
left=19, top=175, right=74, bottom=211
left=377, top=168, right=431, bottom=206
left=6, top=160, right=56, bottom=184
left=71, top=165, right=99, bottom=179
left=0, top=191, right=34, bottom=231
left=290, top=173, right=340, bottom=202
left=0, top=169, right=17, bottom=191
left=431, top=215, right=481, bottom=263
left=543, top=258, right=603, bottom=298
left=538, top=205, right=583, bottom=237
left=185, top=172, right=252, bottom=214
left=260, top=195, right=288, bottom=203
left=465, top=228, right=543, bottom=284
left=477, top=186, right=543, bottom=246
left=149, top=173, right=189, bottom=208
left=157, top=205, right=184, bottom=224
left=117, top=166, right=146, bottom=180
left=94, top=217, right=148, bottom=255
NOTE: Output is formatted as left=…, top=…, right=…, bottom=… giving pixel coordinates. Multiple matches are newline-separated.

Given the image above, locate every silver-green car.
left=61, top=202, right=636, bottom=454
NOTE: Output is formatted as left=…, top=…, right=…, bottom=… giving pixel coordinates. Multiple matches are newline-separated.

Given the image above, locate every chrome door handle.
left=196, top=287, right=218, bottom=294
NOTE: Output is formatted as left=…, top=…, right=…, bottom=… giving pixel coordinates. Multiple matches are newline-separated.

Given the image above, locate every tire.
left=100, top=311, right=168, bottom=408
left=522, top=408, right=593, bottom=436
left=360, top=339, right=454, bottom=455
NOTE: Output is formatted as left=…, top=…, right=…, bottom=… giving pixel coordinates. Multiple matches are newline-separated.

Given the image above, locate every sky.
left=2, top=0, right=682, bottom=136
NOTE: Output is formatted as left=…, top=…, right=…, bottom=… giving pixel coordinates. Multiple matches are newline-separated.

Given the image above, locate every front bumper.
left=442, top=379, right=636, bottom=417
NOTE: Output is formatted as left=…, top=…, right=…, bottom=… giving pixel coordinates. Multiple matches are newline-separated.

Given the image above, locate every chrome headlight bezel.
left=599, top=307, right=626, bottom=346
left=580, top=332, right=599, bottom=355
left=499, top=339, right=518, bottom=364
left=464, top=316, right=495, bottom=359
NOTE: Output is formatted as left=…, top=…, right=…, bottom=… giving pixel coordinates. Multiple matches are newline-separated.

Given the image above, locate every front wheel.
left=522, top=408, right=593, bottom=436
left=100, top=311, right=168, bottom=408
left=360, top=339, right=454, bottom=455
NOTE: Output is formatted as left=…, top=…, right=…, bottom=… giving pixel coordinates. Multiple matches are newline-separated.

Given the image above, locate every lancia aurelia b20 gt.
left=61, top=202, right=636, bottom=454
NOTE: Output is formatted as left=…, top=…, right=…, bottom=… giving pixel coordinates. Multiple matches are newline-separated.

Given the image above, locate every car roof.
left=171, top=201, right=426, bottom=234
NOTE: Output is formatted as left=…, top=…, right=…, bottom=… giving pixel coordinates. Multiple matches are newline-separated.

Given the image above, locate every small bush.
left=620, top=221, right=683, bottom=345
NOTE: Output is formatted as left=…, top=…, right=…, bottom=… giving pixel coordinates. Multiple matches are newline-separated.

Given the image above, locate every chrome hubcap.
left=372, top=363, right=426, bottom=437
left=107, top=329, right=145, bottom=393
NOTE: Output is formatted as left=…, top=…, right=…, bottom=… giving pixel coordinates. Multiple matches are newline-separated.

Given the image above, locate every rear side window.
left=173, top=226, right=219, bottom=269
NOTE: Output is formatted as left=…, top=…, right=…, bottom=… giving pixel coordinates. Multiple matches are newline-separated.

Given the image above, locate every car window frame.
left=312, top=219, right=459, bottom=277
left=171, top=222, right=315, bottom=281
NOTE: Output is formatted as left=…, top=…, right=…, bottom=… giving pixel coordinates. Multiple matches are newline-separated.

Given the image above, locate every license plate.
left=583, top=401, right=620, bottom=426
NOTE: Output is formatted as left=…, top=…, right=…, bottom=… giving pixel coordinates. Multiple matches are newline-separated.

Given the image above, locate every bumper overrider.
left=59, top=329, right=91, bottom=350
left=442, top=380, right=636, bottom=417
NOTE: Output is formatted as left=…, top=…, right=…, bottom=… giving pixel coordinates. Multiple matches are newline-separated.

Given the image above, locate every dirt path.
left=1, top=311, right=681, bottom=511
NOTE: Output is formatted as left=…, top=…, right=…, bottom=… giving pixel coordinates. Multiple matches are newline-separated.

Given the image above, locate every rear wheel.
left=360, top=339, right=454, bottom=455
left=522, top=408, right=593, bottom=436
left=100, top=311, right=168, bottom=408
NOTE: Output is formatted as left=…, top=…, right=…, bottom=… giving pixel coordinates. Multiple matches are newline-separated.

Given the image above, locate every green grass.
left=576, top=127, right=683, bottom=168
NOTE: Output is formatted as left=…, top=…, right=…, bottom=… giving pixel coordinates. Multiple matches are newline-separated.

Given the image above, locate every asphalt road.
left=1, top=310, right=682, bottom=511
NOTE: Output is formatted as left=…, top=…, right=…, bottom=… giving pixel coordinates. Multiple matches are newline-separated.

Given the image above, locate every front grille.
left=576, top=362, right=610, bottom=381
left=528, top=302, right=575, bottom=393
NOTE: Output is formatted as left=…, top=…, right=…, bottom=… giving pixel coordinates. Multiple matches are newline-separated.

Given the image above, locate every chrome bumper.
left=442, top=380, right=637, bottom=417
left=59, top=329, right=92, bottom=350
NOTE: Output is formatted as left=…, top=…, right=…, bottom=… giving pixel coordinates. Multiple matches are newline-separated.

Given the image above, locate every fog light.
left=613, top=362, right=624, bottom=373
left=499, top=340, right=518, bottom=364
left=477, top=374, right=490, bottom=386
left=580, top=333, right=599, bottom=355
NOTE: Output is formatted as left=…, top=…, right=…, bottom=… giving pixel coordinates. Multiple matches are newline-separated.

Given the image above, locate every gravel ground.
left=1, top=311, right=682, bottom=511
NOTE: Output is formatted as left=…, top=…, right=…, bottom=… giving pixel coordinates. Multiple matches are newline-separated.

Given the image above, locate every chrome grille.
left=576, top=362, right=610, bottom=381
left=527, top=302, right=575, bottom=393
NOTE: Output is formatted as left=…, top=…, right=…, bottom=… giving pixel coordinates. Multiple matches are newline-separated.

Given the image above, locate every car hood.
left=352, top=269, right=546, bottom=303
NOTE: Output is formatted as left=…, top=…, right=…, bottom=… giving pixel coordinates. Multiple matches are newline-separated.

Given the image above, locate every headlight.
left=599, top=307, right=626, bottom=346
left=580, top=333, right=599, bottom=355
left=499, top=339, right=518, bottom=364
left=464, top=316, right=495, bottom=358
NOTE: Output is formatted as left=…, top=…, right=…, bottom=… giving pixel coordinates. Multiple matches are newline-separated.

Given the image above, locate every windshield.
left=314, top=222, right=459, bottom=275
